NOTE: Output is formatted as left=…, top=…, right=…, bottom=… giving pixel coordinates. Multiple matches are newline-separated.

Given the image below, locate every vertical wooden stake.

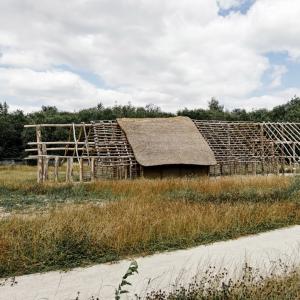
left=252, top=161, right=257, bottom=176
left=54, top=157, right=59, bottom=182
left=43, top=157, right=49, bottom=181
left=36, top=126, right=43, bottom=183
left=281, top=159, right=285, bottom=176
left=79, top=158, right=84, bottom=182
left=276, top=158, right=280, bottom=175
left=66, top=157, right=73, bottom=182
left=91, top=157, right=95, bottom=181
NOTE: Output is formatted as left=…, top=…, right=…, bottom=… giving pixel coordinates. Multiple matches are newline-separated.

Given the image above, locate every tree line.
left=1, top=96, right=300, bottom=159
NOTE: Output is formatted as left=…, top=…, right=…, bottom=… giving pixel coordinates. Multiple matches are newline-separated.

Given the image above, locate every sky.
left=0, top=0, right=299, bottom=113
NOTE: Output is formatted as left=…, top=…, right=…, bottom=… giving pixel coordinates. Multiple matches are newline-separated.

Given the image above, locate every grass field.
left=146, top=264, right=300, bottom=300
left=0, top=165, right=299, bottom=277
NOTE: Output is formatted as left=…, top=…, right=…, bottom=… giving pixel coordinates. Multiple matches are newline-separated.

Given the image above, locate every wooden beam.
left=91, top=157, right=95, bottom=181
left=79, top=158, right=84, bottom=182
left=66, top=157, right=73, bottom=182
left=54, top=157, right=59, bottom=182
left=36, top=126, right=43, bottom=183
left=25, top=124, right=93, bottom=128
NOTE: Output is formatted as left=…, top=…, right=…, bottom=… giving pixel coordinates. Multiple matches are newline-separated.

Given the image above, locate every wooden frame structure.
left=194, top=121, right=300, bottom=176
left=25, top=121, right=140, bottom=183
left=25, top=120, right=300, bottom=182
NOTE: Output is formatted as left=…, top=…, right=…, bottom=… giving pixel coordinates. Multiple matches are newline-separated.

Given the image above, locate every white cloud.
left=226, top=88, right=300, bottom=111
left=217, top=0, right=245, bottom=10
left=0, top=0, right=299, bottom=112
left=0, top=68, right=133, bottom=112
left=269, top=65, right=287, bottom=88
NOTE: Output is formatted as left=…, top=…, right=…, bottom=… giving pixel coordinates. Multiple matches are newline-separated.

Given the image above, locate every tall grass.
left=0, top=166, right=299, bottom=277
left=0, top=165, right=296, bottom=211
left=0, top=198, right=299, bottom=277
left=146, top=264, right=300, bottom=300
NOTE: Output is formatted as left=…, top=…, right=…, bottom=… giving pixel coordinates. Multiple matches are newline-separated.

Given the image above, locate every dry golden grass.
left=0, top=196, right=299, bottom=277
left=0, top=164, right=291, bottom=193
left=0, top=165, right=299, bottom=277
left=0, top=165, right=36, bottom=186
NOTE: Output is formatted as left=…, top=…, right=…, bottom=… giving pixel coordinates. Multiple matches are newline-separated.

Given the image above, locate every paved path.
left=1, top=226, right=300, bottom=300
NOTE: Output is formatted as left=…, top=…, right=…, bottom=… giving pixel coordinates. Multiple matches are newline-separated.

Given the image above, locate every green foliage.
left=1, top=96, right=300, bottom=159
left=115, top=261, right=138, bottom=300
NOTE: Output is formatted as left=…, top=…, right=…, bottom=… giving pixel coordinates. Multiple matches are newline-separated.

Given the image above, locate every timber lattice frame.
left=25, top=121, right=140, bottom=183
left=25, top=120, right=300, bottom=182
left=194, top=120, right=300, bottom=176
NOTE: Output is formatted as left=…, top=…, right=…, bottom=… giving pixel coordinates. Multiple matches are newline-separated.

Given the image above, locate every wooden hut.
left=24, top=118, right=300, bottom=182
left=118, top=117, right=216, bottom=178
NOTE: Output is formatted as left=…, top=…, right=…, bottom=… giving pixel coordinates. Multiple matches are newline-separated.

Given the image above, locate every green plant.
left=145, top=262, right=300, bottom=300
left=115, top=261, right=138, bottom=300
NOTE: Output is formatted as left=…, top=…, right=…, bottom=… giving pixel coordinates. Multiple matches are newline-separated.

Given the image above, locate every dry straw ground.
left=0, top=166, right=299, bottom=277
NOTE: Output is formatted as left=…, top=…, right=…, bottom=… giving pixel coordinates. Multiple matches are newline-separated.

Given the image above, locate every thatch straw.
left=117, top=116, right=216, bottom=166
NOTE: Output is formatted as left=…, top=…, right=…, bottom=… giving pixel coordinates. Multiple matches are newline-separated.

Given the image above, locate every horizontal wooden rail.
left=28, top=141, right=95, bottom=145
left=24, top=124, right=93, bottom=128
left=26, top=155, right=136, bottom=159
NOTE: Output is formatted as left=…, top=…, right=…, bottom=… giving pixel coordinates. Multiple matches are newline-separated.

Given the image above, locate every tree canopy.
left=1, top=96, right=300, bottom=159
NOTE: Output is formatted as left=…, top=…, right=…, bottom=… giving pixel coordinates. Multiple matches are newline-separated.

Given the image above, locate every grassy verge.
left=0, top=166, right=299, bottom=277
left=146, top=264, right=300, bottom=300
left=0, top=198, right=299, bottom=277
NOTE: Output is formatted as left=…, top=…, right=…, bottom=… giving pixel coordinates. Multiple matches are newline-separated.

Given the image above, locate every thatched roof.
left=117, top=116, right=217, bottom=167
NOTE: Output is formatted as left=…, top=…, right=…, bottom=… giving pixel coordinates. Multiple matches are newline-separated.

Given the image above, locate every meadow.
left=0, top=165, right=299, bottom=277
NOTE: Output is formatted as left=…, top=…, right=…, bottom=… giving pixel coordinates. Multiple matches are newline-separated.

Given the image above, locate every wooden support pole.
left=276, top=158, right=280, bottom=175
left=43, top=157, right=49, bottom=181
left=91, top=157, right=95, bottom=181
left=36, top=126, right=43, bottom=183
left=246, top=162, right=249, bottom=175
left=54, top=157, right=59, bottom=182
left=66, top=157, right=73, bottom=182
left=252, top=161, right=257, bottom=176
left=281, top=159, right=285, bottom=176
left=79, top=158, right=84, bottom=182
left=41, top=143, right=48, bottom=181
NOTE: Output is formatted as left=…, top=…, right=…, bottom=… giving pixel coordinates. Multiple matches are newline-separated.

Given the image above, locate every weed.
left=145, top=263, right=300, bottom=300
left=115, top=261, right=139, bottom=300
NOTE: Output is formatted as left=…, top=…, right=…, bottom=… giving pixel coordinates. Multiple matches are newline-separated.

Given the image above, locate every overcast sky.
left=0, top=0, right=299, bottom=113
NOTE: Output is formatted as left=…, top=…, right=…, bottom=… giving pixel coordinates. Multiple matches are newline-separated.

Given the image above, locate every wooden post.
left=54, top=157, right=59, bottom=182
left=124, top=165, right=128, bottom=179
left=260, top=123, right=265, bottom=175
left=281, top=159, right=285, bottom=176
left=252, top=161, right=257, bottom=176
left=91, top=157, right=95, bottom=181
left=66, top=157, right=73, bottom=182
left=220, top=163, right=223, bottom=176
left=276, top=158, right=280, bottom=175
left=234, top=161, right=238, bottom=175
left=43, top=156, right=49, bottom=181
left=36, top=126, right=43, bottom=183
left=79, top=158, right=84, bottom=182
